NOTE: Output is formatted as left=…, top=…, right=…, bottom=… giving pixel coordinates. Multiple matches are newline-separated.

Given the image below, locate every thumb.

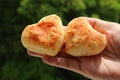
left=84, top=17, right=117, bottom=34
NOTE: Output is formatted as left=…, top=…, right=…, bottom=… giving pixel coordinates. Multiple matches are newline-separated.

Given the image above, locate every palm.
left=75, top=50, right=120, bottom=80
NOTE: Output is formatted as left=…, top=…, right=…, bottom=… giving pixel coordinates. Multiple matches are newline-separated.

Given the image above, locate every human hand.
left=27, top=17, right=120, bottom=80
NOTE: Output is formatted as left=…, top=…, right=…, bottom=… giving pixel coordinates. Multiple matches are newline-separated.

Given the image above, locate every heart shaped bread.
left=21, top=14, right=106, bottom=57
left=65, top=17, right=106, bottom=57
left=21, top=14, right=65, bottom=56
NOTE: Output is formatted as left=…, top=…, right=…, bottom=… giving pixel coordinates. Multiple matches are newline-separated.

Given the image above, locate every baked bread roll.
left=21, top=14, right=65, bottom=56
left=65, top=17, right=106, bottom=57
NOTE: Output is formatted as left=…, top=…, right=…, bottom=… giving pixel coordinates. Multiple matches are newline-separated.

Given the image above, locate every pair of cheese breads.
left=21, top=14, right=106, bottom=57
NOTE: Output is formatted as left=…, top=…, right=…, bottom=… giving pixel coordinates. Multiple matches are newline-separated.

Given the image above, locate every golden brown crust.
left=65, top=17, right=106, bottom=57
left=21, top=14, right=65, bottom=56
left=28, top=22, right=60, bottom=47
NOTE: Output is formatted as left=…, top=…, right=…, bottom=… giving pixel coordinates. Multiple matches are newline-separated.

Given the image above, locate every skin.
left=27, top=17, right=120, bottom=80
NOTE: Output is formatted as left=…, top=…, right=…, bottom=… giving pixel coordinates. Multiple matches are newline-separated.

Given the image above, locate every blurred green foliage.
left=0, top=0, right=120, bottom=80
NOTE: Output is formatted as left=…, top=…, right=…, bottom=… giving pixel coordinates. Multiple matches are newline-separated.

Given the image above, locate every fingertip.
left=27, top=50, right=33, bottom=56
left=42, top=55, right=59, bottom=65
left=27, top=50, right=43, bottom=58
